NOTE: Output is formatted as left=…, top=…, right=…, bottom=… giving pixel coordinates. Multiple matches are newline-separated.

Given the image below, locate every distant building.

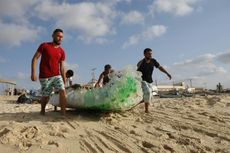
left=156, top=81, right=197, bottom=93
left=0, top=79, right=16, bottom=96
left=173, top=82, right=185, bottom=87
left=157, top=81, right=186, bottom=91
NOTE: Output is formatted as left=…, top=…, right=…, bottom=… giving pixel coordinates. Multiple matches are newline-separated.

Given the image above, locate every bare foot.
left=139, top=100, right=144, bottom=103
left=54, top=106, right=58, bottom=112
left=40, top=110, right=45, bottom=115
left=59, top=114, right=67, bottom=119
left=60, top=111, right=66, bottom=116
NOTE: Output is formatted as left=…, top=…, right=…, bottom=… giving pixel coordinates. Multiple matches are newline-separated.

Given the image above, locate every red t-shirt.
left=38, top=42, right=65, bottom=78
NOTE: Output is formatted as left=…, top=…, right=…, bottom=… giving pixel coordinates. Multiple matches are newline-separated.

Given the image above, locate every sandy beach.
left=0, top=94, right=229, bottom=153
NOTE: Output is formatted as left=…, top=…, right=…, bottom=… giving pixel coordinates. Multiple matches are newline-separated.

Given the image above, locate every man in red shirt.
left=31, top=29, right=67, bottom=116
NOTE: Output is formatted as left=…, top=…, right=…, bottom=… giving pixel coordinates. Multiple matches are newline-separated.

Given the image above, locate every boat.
left=49, top=66, right=143, bottom=111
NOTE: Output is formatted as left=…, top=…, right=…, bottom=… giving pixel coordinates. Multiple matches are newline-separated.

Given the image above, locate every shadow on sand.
left=0, top=108, right=110, bottom=123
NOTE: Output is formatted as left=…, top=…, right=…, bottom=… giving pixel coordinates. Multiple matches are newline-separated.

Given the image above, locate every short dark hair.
left=66, top=69, right=74, bottom=77
left=53, top=29, right=63, bottom=34
left=144, top=48, right=152, bottom=54
left=104, top=64, right=111, bottom=70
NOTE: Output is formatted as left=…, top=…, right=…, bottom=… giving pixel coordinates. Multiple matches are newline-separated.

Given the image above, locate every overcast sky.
left=0, top=0, right=230, bottom=90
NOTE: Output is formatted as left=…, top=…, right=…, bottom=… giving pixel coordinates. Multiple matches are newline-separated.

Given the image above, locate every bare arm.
left=31, top=51, right=41, bottom=81
left=60, top=60, right=66, bottom=85
left=159, top=66, right=172, bottom=80
left=69, top=78, right=73, bottom=86
left=95, top=73, right=104, bottom=87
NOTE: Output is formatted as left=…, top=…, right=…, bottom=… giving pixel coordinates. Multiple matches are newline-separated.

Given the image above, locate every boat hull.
left=50, top=67, right=143, bottom=111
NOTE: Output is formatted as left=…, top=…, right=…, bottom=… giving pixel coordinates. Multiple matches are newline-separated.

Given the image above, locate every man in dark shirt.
left=137, top=48, right=171, bottom=113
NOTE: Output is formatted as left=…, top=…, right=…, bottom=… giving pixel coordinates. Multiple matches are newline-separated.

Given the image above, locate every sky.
left=0, top=0, right=230, bottom=90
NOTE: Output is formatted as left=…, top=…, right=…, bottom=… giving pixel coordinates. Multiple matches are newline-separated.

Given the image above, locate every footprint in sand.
left=0, top=126, right=41, bottom=151
left=20, top=126, right=39, bottom=139
left=48, top=125, right=70, bottom=138
left=205, top=96, right=221, bottom=107
left=49, top=131, right=66, bottom=138
left=0, top=127, right=11, bottom=138
left=47, top=140, right=59, bottom=147
left=142, top=141, right=156, bottom=148
left=163, top=144, right=175, bottom=152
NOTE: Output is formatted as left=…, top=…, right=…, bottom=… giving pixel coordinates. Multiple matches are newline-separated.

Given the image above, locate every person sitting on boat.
left=95, top=64, right=114, bottom=87
left=65, top=69, right=81, bottom=90
left=66, top=69, right=74, bottom=87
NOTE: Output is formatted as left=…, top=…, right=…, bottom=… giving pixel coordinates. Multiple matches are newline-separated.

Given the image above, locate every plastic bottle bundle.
left=49, top=65, right=143, bottom=111
left=84, top=87, right=109, bottom=108
left=65, top=88, right=87, bottom=108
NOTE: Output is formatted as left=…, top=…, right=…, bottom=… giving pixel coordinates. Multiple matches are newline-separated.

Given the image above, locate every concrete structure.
left=157, top=82, right=186, bottom=91
left=0, top=79, right=16, bottom=96
left=156, top=82, right=196, bottom=93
